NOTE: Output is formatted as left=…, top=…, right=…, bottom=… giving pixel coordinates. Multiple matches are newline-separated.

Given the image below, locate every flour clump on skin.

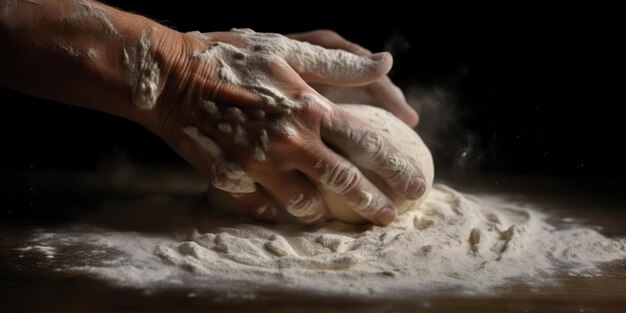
left=63, top=0, right=119, bottom=37
left=123, top=31, right=162, bottom=110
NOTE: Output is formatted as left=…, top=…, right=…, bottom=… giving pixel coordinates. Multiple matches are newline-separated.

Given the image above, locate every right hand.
left=149, top=28, right=427, bottom=225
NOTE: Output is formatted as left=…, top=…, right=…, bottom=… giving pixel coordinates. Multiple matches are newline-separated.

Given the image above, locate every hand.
left=288, top=30, right=419, bottom=127
left=152, top=29, right=426, bottom=225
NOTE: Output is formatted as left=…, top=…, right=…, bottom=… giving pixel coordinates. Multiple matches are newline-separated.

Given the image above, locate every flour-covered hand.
left=288, top=30, right=419, bottom=127
left=153, top=29, right=426, bottom=225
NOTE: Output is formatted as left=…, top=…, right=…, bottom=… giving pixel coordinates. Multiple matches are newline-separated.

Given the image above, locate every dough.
left=208, top=104, right=435, bottom=224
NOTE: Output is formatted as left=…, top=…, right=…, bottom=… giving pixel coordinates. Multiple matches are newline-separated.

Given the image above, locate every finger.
left=227, top=188, right=283, bottom=222
left=257, top=170, right=329, bottom=224
left=287, top=30, right=372, bottom=56
left=287, top=31, right=419, bottom=127
left=295, top=144, right=397, bottom=226
left=368, top=77, right=419, bottom=127
left=176, top=127, right=281, bottom=222
left=321, top=109, right=426, bottom=200
left=182, top=126, right=256, bottom=194
left=281, top=39, right=393, bottom=86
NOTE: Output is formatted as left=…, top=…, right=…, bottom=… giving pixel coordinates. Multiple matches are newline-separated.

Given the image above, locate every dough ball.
left=207, top=104, right=435, bottom=224
left=318, top=104, right=434, bottom=223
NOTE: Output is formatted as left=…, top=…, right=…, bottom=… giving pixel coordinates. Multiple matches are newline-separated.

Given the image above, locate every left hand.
left=288, top=30, right=419, bottom=127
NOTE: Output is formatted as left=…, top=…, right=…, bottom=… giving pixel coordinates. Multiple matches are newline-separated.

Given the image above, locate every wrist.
left=140, top=30, right=216, bottom=137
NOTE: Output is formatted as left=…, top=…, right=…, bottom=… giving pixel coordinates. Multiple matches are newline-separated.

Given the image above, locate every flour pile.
left=20, top=184, right=626, bottom=296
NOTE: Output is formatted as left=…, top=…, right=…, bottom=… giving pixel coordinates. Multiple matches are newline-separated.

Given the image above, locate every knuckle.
left=320, top=160, right=360, bottom=196
left=287, top=193, right=324, bottom=219
left=211, top=162, right=256, bottom=193
left=382, top=153, right=413, bottom=178
left=380, top=154, right=426, bottom=199
left=313, top=29, right=341, bottom=41
left=274, top=131, right=305, bottom=150
left=359, top=131, right=386, bottom=162
left=296, top=92, right=334, bottom=116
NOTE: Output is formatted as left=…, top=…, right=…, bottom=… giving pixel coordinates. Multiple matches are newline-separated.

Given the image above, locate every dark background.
left=1, top=3, right=623, bottom=180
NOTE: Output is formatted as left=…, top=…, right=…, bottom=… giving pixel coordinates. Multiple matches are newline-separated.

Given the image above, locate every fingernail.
left=375, top=207, right=397, bottom=225
left=407, top=177, right=427, bottom=199
left=369, top=52, right=390, bottom=61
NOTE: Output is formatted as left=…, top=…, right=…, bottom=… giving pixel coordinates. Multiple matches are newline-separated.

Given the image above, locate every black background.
left=1, top=3, right=623, bottom=180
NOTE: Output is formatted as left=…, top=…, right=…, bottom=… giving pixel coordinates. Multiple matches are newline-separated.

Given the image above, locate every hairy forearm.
left=0, top=0, right=182, bottom=127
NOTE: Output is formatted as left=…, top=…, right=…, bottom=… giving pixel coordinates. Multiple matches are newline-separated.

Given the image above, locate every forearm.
left=0, top=0, right=182, bottom=128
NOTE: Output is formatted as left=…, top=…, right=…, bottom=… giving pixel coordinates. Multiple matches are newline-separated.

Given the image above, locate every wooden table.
left=1, top=169, right=625, bottom=312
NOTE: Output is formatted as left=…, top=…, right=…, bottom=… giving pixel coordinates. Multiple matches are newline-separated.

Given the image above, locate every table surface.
left=1, top=168, right=625, bottom=313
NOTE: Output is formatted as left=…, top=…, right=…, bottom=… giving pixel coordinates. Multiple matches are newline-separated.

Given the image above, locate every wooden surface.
left=1, top=168, right=625, bottom=313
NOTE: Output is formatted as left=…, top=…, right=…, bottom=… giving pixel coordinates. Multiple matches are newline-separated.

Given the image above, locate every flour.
left=58, top=43, right=97, bottom=59
left=287, top=193, right=326, bottom=222
left=183, top=126, right=256, bottom=193
left=123, top=31, right=162, bottom=110
left=16, top=245, right=56, bottom=259
left=229, top=28, right=391, bottom=85
left=192, top=28, right=388, bottom=111
left=19, top=184, right=626, bottom=296
left=63, top=0, right=119, bottom=37
left=184, top=30, right=416, bottom=209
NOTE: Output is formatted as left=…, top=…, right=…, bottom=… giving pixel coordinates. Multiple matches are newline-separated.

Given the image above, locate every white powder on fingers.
left=20, top=184, right=626, bottom=296
left=183, top=126, right=256, bottom=193
left=287, top=193, right=324, bottom=219
left=230, top=28, right=383, bottom=83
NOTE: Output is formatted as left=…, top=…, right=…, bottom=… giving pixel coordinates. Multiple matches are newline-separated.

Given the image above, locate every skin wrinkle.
left=318, top=160, right=360, bottom=196
left=316, top=159, right=386, bottom=217
left=287, top=194, right=323, bottom=219
left=334, top=120, right=422, bottom=199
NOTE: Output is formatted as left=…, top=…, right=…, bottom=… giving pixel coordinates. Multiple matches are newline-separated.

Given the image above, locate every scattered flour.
left=18, top=184, right=626, bottom=296
left=16, top=245, right=56, bottom=259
